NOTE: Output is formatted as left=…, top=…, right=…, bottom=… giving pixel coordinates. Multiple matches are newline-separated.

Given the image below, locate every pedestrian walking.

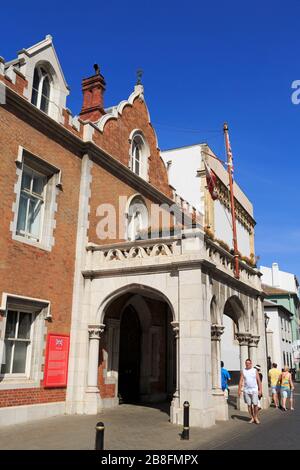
left=221, top=361, right=231, bottom=399
left=279, top=366, right=295, bottom=411
left=238, top=358, right=262, bottom=424
left=268, top=363, right=281, bottom=408
left=254, top=365, right=263, bottom=411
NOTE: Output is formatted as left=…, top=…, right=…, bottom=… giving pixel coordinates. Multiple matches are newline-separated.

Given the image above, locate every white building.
left=161, top=143, right=257, bottom=382
left=261, top=263, right=299, bottom=294
left=264, top=298, right=293, bottom=370
left=161, top=143, right=255, bottom=258
left=261, top=263, right=300, bottom=376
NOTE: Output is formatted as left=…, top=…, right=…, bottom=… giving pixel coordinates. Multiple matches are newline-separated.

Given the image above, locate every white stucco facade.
left=261, top=263, right=299, bottom=294
left=265, top=304, right=293, bottom=370
left=161, top=143, right=254, bottom=258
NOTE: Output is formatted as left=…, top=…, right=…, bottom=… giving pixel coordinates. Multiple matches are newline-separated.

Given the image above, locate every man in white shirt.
left=238, top=358, right=262, bottom=424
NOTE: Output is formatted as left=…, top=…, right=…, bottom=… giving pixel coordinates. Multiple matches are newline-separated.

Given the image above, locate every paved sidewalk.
left=0, top=386, right=299, bottom=450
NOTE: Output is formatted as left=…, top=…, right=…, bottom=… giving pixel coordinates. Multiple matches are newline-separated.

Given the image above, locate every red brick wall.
left=0, top=73, right=28, bottom=97
left=88, top=163, right=175, bottom=245
left=92, top=97, right=172, bottom=198
left=0, top=388, right=66, bottom=408
left=0, top=106, right=82, bottom=406
left=0, top=106, right=81, bottom=333
left=98, top=357, right=116, bottom=399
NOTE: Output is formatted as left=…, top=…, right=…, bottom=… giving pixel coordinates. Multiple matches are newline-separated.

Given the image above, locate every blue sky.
left=1, top=0, right=300, bottom=279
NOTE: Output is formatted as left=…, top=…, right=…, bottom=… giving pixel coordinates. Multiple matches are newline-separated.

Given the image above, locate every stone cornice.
left=82, top=258, right=204, bottom=279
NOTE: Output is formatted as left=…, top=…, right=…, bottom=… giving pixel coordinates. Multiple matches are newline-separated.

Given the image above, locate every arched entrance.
left=99, top=288, right=176, bottom=408
left=221, top=296, right=245, bottom=384
left=118, top=306, right=141, bottom=402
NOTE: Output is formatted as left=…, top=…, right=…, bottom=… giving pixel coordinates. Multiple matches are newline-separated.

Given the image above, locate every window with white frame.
left=130, top=133, right=149, bottom=180
left=0, top=296, right=50, bottom=386
left=131, top=140, right=141, bottom=176
left=1, top=310, right=34, bottom=376
left=16, top=165, right=46, bottom=242
left=12, top=149, right=61, bottom=250
left=31, top=66, right=51, bottom=114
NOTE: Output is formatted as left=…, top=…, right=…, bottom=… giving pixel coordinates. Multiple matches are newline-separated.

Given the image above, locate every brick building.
left=0, top=36, right=268, bottom=427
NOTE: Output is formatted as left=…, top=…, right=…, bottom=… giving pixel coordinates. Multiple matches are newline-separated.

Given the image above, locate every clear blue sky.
left=1, top=0, right=300, bottom=279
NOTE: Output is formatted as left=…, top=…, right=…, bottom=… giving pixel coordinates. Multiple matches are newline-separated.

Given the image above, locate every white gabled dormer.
left=8, top=35, right=69, bottom=122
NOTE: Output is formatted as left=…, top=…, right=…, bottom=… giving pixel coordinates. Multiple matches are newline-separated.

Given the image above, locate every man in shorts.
left=268, top=363, right=281, bottom=408
left=238, top=358, right=262, bottom=424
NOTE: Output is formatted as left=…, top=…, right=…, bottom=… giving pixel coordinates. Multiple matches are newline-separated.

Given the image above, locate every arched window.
left=31, top=67, right=51, bottom=114
left=132, top=140, right=141, bottom=175
left=127, top=196, right=148, bottom=241
left=130, top=132, right=149, bottom=180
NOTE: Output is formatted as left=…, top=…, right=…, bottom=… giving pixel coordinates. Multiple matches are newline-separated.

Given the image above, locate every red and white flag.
left=204, top=159, right=218, bottom=200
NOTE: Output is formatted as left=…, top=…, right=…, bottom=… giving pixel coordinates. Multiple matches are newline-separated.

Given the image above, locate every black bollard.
left=95, top=421, right=105, bottom=450
left=181, top=401, right=190, bottom=440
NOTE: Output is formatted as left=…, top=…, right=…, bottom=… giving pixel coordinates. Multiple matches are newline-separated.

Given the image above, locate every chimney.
left=79, top=64, right=106, bottom=122
left=272, top=262, right=280, bottom=287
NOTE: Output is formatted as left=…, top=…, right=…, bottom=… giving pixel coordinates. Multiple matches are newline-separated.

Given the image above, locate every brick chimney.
left=79, top=64, right=106, bottom=122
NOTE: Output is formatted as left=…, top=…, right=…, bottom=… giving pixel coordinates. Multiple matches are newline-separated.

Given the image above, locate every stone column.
left=211, top=324, right=224, bottom=390
left=236, top=332, right=251, bottom=369
left=249, top=335, right=260, bottom=366
left=171, top=321, right=180, bottom=408
left=236, top=332, right=251, bottom=411
left=211, top=324, right=228, bottom=421
left=170, top=321, right=180, bottom=423
left=84, top=323, right=105, bottom=414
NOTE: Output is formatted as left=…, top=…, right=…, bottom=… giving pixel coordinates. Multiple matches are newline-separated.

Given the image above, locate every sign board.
left=43, top=334, right=70, bottom=388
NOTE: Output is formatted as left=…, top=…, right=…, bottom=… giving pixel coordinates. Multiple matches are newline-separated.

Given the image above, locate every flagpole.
left=223, top=122, right=240, bottom=279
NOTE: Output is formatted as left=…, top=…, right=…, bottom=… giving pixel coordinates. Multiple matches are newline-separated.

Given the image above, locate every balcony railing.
left=84, top=232, right=261, bottom=291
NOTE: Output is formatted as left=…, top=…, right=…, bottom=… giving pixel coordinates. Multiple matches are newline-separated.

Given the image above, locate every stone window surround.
left=125, top=193, right=149, bottom=242
left=10, top=146, right=62, bottom=252
left=0, top=293, right=51, bottom=390
left=128, top=130, right=150, bottom=182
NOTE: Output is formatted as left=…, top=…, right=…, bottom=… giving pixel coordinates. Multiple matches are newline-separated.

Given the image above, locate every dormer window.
left=31, top=66, right=51, bottom=114
left=129, top=132, right=149, bottom=181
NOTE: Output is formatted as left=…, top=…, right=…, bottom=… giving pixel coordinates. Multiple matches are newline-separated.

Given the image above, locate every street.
left=211, top=387, right=300, bottom=450
left=0, top=384, right=299, bottom=450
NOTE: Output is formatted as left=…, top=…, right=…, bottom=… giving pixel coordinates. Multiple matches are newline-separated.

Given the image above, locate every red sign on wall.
left=43, top=334, right=70, bottom=388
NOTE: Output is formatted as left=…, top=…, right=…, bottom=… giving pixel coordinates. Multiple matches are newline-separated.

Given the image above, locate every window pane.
left=1, top=340, right=13, bottom=373
left=41, top=76, right=50, bottom=113
left=21, top=170, right=32, bottom=191
left=31, top=68, right=40, bottom=106
left=135, top=158, right=140, bottom=175
left=28, top=197, right=42, bottom=239
left=32, top=174, right=45, bottom=195
left=18, top=313, right=32, bottom=339
left=135, top=146, right=140, bottom=162
left=5, top=311, right=18, bottom=338
left=12, top=342, right=28, bottom=373
left=17, top=194, right=29, bottom=234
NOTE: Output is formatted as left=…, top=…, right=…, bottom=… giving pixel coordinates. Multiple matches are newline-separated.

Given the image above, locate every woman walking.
left=279, top=366, right=295, bottom=411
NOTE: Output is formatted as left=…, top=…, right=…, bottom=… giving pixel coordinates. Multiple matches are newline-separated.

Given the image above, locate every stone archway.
left=97, top=288, right=176, bottom=410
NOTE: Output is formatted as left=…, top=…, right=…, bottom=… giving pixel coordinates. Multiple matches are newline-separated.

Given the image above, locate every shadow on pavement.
left=119, top=400, right=171, bottom=417
left=230, top=414, right=251, bottom=422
